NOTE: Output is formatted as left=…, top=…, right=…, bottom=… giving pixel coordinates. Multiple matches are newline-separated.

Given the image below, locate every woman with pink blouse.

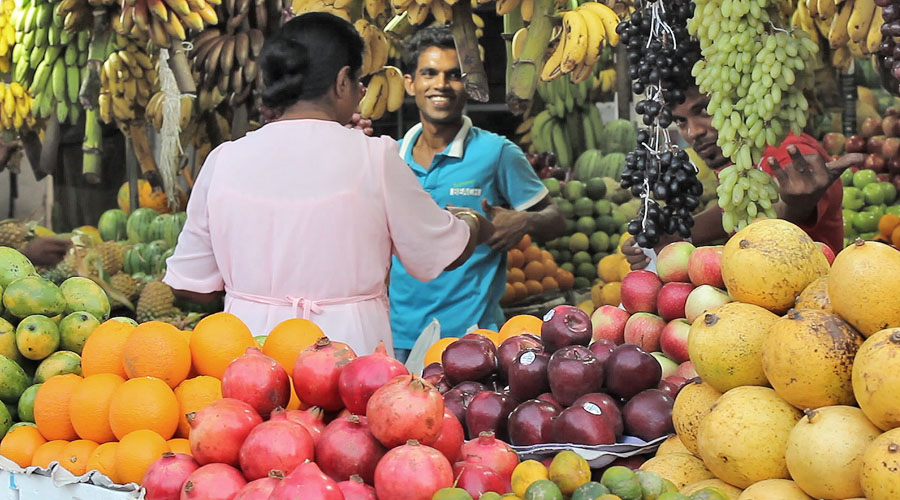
left=163, top=13, right=493, bottom=355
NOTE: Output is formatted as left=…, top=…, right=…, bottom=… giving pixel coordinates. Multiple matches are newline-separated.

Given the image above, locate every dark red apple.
left=541, top=305, right=593, bottom=352
left=507, top=349, right=551, bottom=402
left=888, top=155, right=900, bottom=175
left=536, top=392, right=563, bottom=410
left=444, top=388, right=470, bottom=424
left=552, top=402, right=616, bottom=445
left=507, top=400, right=560, bottom=446
left=822, top=132, right=847, bottom=156
left=497, top=334, right=543, bottom=381
left=622, top=389, right=675, bottom=442
left=866, top=154, right=887, bottom=173
left=547, top=345, right=604, bottom=406
left=443, top=338, right=498, bottom=385
left=588, top=339, right=616, bottom=366
left=604, top=343, right=663, bottom=400
left=884, top=137, right=900, bottom=159
left=465, top=391, right=518, bottom=442
left=862, top=118, right=884, bottom=138
left=572, top=392, right=625, bottom=438
left=423, top=362, right=444, bottom=378
left=845, top=135, right=868, bottom=153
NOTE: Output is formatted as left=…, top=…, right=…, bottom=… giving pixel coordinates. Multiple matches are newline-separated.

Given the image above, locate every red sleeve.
left=759, top=133, right=845, bottom=253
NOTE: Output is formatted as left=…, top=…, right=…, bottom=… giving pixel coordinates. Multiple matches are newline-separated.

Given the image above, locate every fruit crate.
left=510, top=435, right=667, bottom=469
left=0, top=456, right=141, bottom=500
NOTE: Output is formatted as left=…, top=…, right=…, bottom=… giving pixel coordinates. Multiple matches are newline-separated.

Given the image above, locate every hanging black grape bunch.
left=877, top=0, right=900, bottom=97
left=616, top=0, right=704, bottom=249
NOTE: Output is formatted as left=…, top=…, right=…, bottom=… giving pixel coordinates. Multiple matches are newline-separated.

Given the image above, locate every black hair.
left=403, top=25, right=456, bottom=74
left=259, top=12, right=364, bottom=109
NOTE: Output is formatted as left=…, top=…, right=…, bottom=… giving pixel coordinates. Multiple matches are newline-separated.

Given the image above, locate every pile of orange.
left=503, top=235, right=575, bottom=305
left=876, top=213, right=900, bottom=248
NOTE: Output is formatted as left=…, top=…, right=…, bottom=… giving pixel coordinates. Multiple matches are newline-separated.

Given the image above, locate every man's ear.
left=404, top=73, right=415, bottom=97
left=336, top=66, right=353, bottom=98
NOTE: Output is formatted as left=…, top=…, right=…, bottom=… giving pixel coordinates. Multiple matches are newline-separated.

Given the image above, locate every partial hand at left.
left=20, top=237, right=71, bottom=266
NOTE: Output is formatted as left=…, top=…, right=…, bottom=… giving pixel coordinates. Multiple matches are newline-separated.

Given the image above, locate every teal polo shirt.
left=389, top=116, right=549, bottom=349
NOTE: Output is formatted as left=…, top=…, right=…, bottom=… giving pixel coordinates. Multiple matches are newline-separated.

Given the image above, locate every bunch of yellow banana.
left=0, top=83, right=36, bottom=131
left=358, top=65, right=404, bottom=120
left=355, top=19, right=390, bottom=77
left=799, top=0, right=882, bottom=65
left=146, top=91, right=193, bottom=131
left=118, top=0, right=220, bottom=48
left=540, top=2, right=620, bottom=84
left=597, top=67, right=615, bottom=93
left=0, top=0, right=16, bottom=73
left=12, top=0, right=90, bottom=124
left=292, top=0, right=352, bottom=21
left=98, top=37, right=158, bottom=124
left=56, top=0, right=98, bottom=33
left=189, top=27, right=264, bottom=113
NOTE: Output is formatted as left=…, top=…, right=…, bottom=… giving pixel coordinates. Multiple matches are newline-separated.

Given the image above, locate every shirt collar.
left=399, top=116, right=472, bottom=160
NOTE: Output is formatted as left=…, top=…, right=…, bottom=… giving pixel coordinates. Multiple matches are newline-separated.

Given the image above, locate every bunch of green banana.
left=98, top=36, right=158, bottom=124
left=358, top=65, right=404, bottom=120
left=0, top=82, right=36, bottom=130
left=355, top=19, right=390, bottom=77
left=12, top=0, right=90, bottom=124
left=146, top=91, right=193, bottom=131
left=189, top=27, right=264, bottom=112
left=118, top=0, right=220, bottom=48
left=537, top=70, right=594, bottom=119
left=540, top=1, right=620, bottom=83
left=796, top=0, right=881, bottom=68
left=0, top=0, right=16, bottom=73
left=529, top=104, right=604, bottom=170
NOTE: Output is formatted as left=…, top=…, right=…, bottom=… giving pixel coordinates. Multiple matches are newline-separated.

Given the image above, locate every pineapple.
left=109, top=272, right=139, bottom=309
left=38, top=266, right=67, bottom=285
left=0, top=220, right=27, bottom=249
left=95, top=241, right=124, bottom=276
left=136, top=280, right=179, bottom=323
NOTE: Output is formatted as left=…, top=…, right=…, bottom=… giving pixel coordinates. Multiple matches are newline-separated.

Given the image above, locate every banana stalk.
left=79, top=10, right=113, bottom=110
left=169, top=49, right=197, bottom=94
left=82, top=108, right=102, bottom=183
left=503, top=10, right=525, bottom=98
left=126, top=121, right=159, bottom=179
left=506, top=0, right=556, bottom=115
left=450, top=1, right=489, bottom=102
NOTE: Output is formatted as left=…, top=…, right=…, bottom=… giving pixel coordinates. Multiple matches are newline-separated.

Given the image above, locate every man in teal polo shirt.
left=389, top=26, right=566, bottom=361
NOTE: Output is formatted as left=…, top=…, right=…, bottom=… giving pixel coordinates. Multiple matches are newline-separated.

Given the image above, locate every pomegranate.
left=366, top=375, right=444, bottom=448
left=279, top=406, right=326, bottom=445
left=238, top=417, right=315, bottom=480
left=338, top=341, right=409, bottom=415
left=232, top=471, right=283, bottom=500
left=143, top=452, right=199, bottom=500
left=431, top=408, right=465, bottom=463
left=459, top=432, right=519, bottom=482
left=269, top=460, right=345, bottom=500
left=180, top=463, right=246, bottom=500
left=315, top=415, right=386, bottom=484
left=337, top=475, right=377, bottom=500
left=187, top=398, right=263, bottom=466
left=374, top=440, right=453, bottom=500
left=292, top=337, right=358, bottom=411
left=452, top=462, right=511, bottom=498
left=222, top=347, right=291, bottom=419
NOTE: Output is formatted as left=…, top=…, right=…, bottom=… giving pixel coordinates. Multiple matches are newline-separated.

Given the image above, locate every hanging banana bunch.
left=98, top=35, right=158, bottom=125
left=189, top=27, right=264, bottom=113
left=539, top=1, right=621, bottom=83
left=792, top=0, right=882, bottom=70
left=0, top=0, right=16, bottom=73
left=355, top=18, right=390, bottom=77
left=358, top=65, right=404, bottom=120
left=118, top=0, right=221, bottom=48
left=0, top=83, right=36, bottom=131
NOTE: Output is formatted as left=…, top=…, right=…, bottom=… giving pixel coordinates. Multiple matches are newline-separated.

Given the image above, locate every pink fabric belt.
left=225, top=287, right=386, bottom=320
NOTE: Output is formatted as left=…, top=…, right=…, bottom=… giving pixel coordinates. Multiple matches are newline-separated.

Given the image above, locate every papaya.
left=2, top=276, right=66, bottom=318
left=98, top=209, right=128, bottom=242
left=0, top=248, right=35, bottom=288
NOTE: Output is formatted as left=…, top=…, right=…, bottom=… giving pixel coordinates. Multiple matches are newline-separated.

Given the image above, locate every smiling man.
left=388, top=26, right=565, bottom=361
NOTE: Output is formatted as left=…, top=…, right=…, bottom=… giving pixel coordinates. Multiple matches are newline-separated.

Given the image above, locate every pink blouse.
left=163, top=119, right=470, bottom=355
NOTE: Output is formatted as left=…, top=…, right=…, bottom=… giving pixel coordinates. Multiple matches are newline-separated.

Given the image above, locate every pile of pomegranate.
left=430, top=305, right=690, bottom=450
left=141, top=339, right=521, bottom=500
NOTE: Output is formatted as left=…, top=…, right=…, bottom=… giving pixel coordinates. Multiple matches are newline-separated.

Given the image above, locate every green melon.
left=98, top=209, right=128, bottom=242
left=60, top=277, right=110, bottom=320
left=2, top=276, right=66, bottom=318
left=126, top=207, right=160, bottom=243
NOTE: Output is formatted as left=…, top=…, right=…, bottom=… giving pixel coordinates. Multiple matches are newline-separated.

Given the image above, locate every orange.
left=498, top=315, right=543, bottom=342
left=542, top=259, right=558, bottom=277
left=117, top=179, right=181, bottom=214
left=424, top=337, right=457, bottom=367
left=69, top=373, right=125, bottom=444
left=540, top=250, right=553, bottom=262
left=34, top=374, right=83, bottom=441
left=522, top=246, right=543, bottom=263
left=122, top=321, right=191, bottom=388
left=524, top=279, right=543, bottom=296
left=879, top=213, right=900, bottom=238
left=59, top=439, right=99, bottom=475
left=470, top=329, right=500, bottom=346
left=523, top=261, right=545, bottom=281
left=600, top=281, right=622, bottom=306
left=190, top=313, right=257, bottom=379
left=617, top=256, right=632, bottom=281
left=501, top=283, right=516, bottom=305
left=81, top=320, right=136, bottom=378
left=893, top=225, right=900, bottom=248
left=31, top=440, right=69, bottom=468
left=166, top=438, right=191, bottom=456
left=173, top=376, right=222, bottom=438
left=507, top=268, right=526, bottom=283
left=262, top=318, right=324, bottom=374
left=541, top=276, right=559, bottom=291
left=511, top=282, right=528, bottom=302
left=507, top=249, right=525, bottom=269
left=114, top=429, right=169, bottom=485
left=0, top=425, right=47, bottom=467
left=556, top=269, right=575, bottom=291
left=516, top=234, right=532, bottom=251
left=85, top=442, right=119, bottom=481
left=108, top=377, right=179, bottom=440
left=286, top=380, right=305, bottom=410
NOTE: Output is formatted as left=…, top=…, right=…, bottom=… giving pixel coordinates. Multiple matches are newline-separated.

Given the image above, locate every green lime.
left=688, top=488, right=730, bottom=500
left=596, top=215, right=616, bottom=233
left=572, top=251, right=592, bottom=266
left=558, top=200, right=574, bottom=219
left=17, top=383, right=40, bottom=422
left=611, top=210, right=627, bottom=228
left=561, top=262, right=575, bottom=273
left=594, top=199, right=613, bottom=216
left=574, top=198, right=595, bottom=217
left=433, top=487, right=475, bottom=500
left=586, top=178, right=608, bottom=200
left=576, top=216, right=597, bottom=235
left=574, top=277, right=592, bottom=290
left=636, top=470, right=669, bottom=499
left=593, top=252, right=607, bottom=265
left=590, top=231, right=610, bottom=252
left=600, top=466, right=642, bottom=500
left=570, top=233, right=590, bottom=252
left=565, top=219, right=577, bottom=235
left=524, top=479, right=564, bottom=500
left=7, top=422, right=36, bottom=434
left=558, top=251, right=573, bottom=264
left=576, top=262, right=597, bottom=280
left=571, top=482, right=610, bottom=500
left=549, top=249, right=560, bottom=261
left=544, top=178, right=562, bottom=197
left=545, top=238, right=559, bottom=250
left=565, top=180, right=586, bottom=201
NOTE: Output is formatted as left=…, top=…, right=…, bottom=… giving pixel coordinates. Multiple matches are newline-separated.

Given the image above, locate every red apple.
left=861, top=117, right=884, bottom=138
left=656, top=282, right=694, bottom=321
left=620, top=270, right=663, bottom=314
left=623, top=312, right=666, bottom=352
left=887, top=107, right=900, bottom=117
left=656, top=241, right=695, bottom=283
left=879, top=173, right=893, bottom=182
left=675, top=361, right=699, bottom=379
left=816, top=242, right=836, bottom=266
left=591, top=305, right=630, bottom=344
left=844, top=135, right=868, bottom=153
left=684, top=285, right=733, bottom=323
left=651, top=352, right=679, bottom=379
left=665, top=375, right=688, bottom=389
left=883, top=137, right=900, bottom=159
left=865, top=154, right=887, bottom=173
left=868, top=136, right=886, bottom=156
left=659, top=318, right=691, bottom=364
left=884, top=117, right=900, bottom=139
left=687, top=246, right=724, bottom=288
left=888, top=155, right=900, bottom=176
left=822, top=132, right=847, bottom=156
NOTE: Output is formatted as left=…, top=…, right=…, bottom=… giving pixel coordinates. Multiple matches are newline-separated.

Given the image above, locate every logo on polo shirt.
left=449, top=180, right=482, bottom=197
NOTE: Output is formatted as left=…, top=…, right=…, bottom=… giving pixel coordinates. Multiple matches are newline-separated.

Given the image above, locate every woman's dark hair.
left=404, top=25, right=455, bottom=74
left=259, top=12, right=364, bottom=109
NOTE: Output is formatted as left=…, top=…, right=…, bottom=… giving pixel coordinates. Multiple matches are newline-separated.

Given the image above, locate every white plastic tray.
left=0, top=456, right=143, bottom=500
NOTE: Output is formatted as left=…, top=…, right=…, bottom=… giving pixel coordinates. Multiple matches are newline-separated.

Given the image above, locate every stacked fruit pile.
left=502, top=235, right=574, bottom=306
left=629, top=219, right=900, bottom=500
